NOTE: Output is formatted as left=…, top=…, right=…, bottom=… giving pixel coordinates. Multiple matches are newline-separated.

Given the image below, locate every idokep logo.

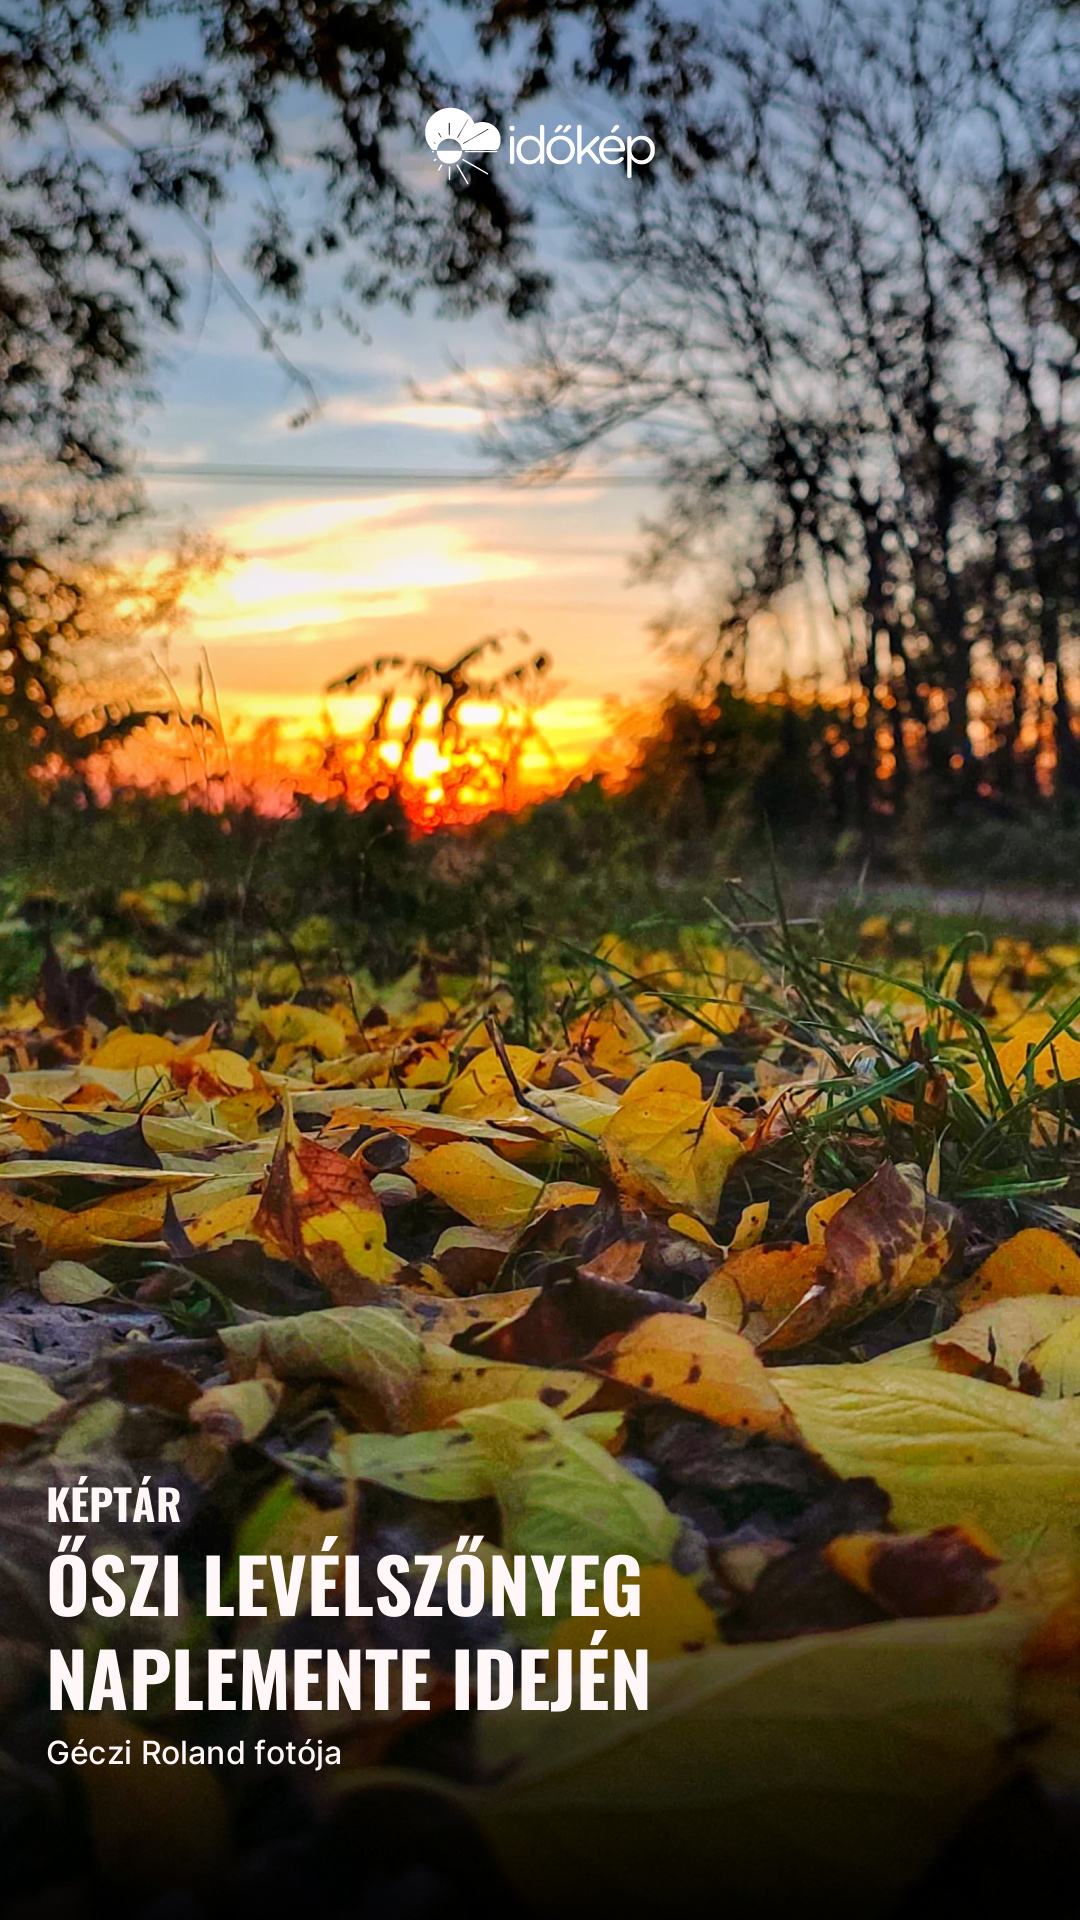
left=424, top=108, right=501, bottom=182
left=424, top=106, right=656, bottom=179
left=508, top=123, right=655, bottom=176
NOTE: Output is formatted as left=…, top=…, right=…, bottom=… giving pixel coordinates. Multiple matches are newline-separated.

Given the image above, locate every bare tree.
left=490, top=0, right=1080, bottom=827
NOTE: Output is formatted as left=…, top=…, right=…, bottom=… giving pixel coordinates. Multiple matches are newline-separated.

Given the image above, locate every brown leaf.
left=824, top=1526, right=1000, bottom=1618
left=254, top=1102, right=398, bottom=1301
left=579, top=1238, right=646, bottom=1285
left=472, top=1266, right=699, bottom=1368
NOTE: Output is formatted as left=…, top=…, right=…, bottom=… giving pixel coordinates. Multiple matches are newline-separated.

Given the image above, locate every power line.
left=138, top=462, right=663, bottom=490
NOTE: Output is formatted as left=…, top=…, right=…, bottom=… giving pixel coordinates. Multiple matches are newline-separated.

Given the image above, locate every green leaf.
left=334, top=1402, right=676, bottom=1584
left=774, top=1362, right=1080, bottom=1549
left=0, top=1361, right=66, bottom=1429
left=39, top=1259, right=113, bottom=1304
left=220, top=1306, right=422, bottom=1428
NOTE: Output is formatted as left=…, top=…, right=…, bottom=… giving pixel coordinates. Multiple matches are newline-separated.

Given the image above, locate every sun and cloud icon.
left=424, top=108, right=501, bottom=181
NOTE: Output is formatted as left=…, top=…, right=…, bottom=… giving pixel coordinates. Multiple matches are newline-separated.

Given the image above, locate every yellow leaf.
left=535, top=1181, right=601, bottom=1213
left=470, top=1613, right=1029, bottom=1917
left=392, top=1288, right=541, bottom=1344
left=412, top=1141, right=544, bottom=1229
left=1026, top=1310, right=1080, bottom=1399
left=442, top=1045, right=541, bottom=1119
left=0, top=1183, right=173, bottom=1258
left=407, top=1343, right=599, bottom=1428
left=257, top=1002, right=347, bottom=1060
left=806, top=1189, right=854, bottom=1245
left=214, top=1090, right=275, bottom=1140
left=690, top=1269, right=748, bottom=1332
left=185, top=1191, right=262, bottom=1250
left=91, top=1029, right=178, bottom=1071
left=603, top=1086, right=743, bottom=1220
left=668, top=1212, right=721, bottom=1249
left=546, top=1562, right=717, bottom=1659
left=932, top=1295, right=1080, bottom=1388
left=995, top=1013, right=1080, bottom=1090
left=620, top=1061, right=704, bottom=1103
left=189, top=1376, right=284, bottom=1444
left=958, top=1227, right=1080, bottom=1310
left=588, top=1312, right=795, bottom=1438
left=749, top=1163, right=958, bottom=1348
left=174, top=1047, right=259, bottom=1094
left=222, top=1306, right=422, bottom=1428
left=718, top=1242, right=832, bottom=1349
left=730, top=1200, right=769, bottom=1252
left=569, top=1000, right=653, bottom=1078
left=0, top=997, right=43, bottom=1032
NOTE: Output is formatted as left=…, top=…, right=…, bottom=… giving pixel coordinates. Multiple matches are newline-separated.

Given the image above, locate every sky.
left=123, top=40, right=681, bottom=784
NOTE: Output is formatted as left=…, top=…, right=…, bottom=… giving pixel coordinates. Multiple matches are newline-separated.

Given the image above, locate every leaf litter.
left=5, top=905, right=1080, bottom=1909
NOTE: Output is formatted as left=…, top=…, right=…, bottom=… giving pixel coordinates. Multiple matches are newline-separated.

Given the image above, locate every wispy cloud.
left=179, top=492, right=536, bottom=642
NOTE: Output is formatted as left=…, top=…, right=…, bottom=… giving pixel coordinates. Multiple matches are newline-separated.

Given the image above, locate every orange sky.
left=133, top=280, right=844, bottom=808
left=143, top=469, right=681, bottom=799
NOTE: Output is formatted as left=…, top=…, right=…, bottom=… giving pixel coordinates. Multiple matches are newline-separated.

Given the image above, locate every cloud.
left=178, top=493, right=536, bottom=643
left=317, top=397, right=488, bottom=433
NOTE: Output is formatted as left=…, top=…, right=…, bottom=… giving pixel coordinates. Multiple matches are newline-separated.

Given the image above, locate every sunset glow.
left=99, top=684, right=643, bottom=827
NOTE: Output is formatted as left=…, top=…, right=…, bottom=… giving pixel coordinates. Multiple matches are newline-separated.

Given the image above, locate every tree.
left=490, top=0, right=1080, bottom=829
left=0, top=0, right=717, bottom=801
left=0, top=510, right=212, bottom=807
left=0, top=0, right=716, bottom=476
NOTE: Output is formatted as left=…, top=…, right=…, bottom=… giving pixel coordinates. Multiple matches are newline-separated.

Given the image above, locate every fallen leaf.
left=256, top=1002, right=348, bottom=1062
left=442, top=1045, right=541, bottom=1120
left=475, top=1270, right=698, bottom=1368
left=0, top=1361, right=65, bottom=1428
left=407, top=1343, right=599, bottom=1428
left=470, top=1613, right=1030, bottom=1916
left=730, top=1200, right=769, bottom=1252
left=773, top=1363, right=1080, bottom=1550
left=578, top=1238, right=646, bottom=1285
left=667, top=1212, right=722, bottom=1250
left=546, top=1562, right=718, bottom=1658
left=411, top=1141, right=544, bottom=1229
left=994, top=1013, right=1080, bottom=1091
left=0, top=1182, right=174, bottom=1258
left=1025, top=1310, right=1080, bottom=1399
left=337, top=1399, right=677, bottom=1598
left=957, top=1227, right=1080, bottom=1310
left=188, top=1376, right=284, bottom=1444
left=602, top=1080, right=743, bottom=1221
left=806, top=1190, right=855, bottom=1245
left=823, top=1526, right=1000, bottom=1617
left=716, top=1243, right=832, bottom=1349
left=588, top=1313, right=796, bottom=1438
left=254, top=1102, right=399, bottom=1298
left=38, top=1259, right=113, bottom=1305
left=221, top=1305, right=423, bottom=1429
left=932, top=1295, right=1080, bottom=1388
left=689, top=1267, right=748, bottom=1332
left=91, top=1030, right=178, bottom=1072
left=569, top=1000, right=653, bottom=1078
